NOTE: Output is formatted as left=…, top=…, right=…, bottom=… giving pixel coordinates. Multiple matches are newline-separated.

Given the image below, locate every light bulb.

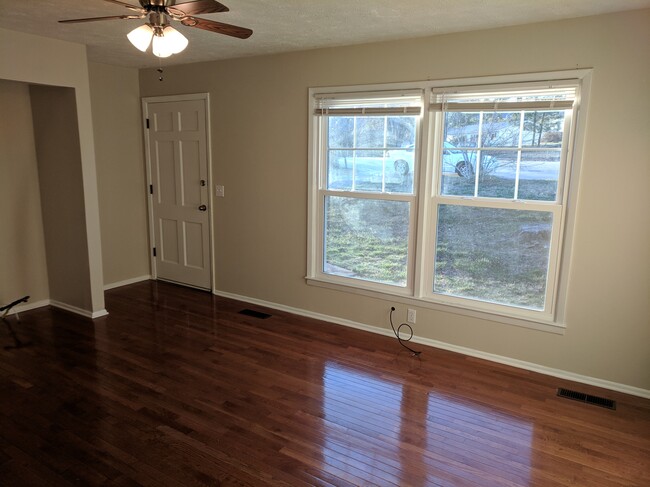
left=127, top=24, right=154, bottom=52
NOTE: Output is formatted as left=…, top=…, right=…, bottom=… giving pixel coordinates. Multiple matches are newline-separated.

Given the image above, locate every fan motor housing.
left=142, top=0, right=175, bottom=8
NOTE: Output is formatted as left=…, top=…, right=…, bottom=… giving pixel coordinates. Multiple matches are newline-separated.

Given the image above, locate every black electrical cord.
left=389, top=307, right=422, bottom=357
left=1, top=296, right=31, bottom=350
left=0, top=296, right=29, bottom=314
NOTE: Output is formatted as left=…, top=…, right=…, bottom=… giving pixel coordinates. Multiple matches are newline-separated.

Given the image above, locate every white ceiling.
left=1, top=0, right=648, bottom=69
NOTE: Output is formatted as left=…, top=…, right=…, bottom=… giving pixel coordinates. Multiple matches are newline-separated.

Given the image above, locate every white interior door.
left=144, top=96, right=211, bottom=290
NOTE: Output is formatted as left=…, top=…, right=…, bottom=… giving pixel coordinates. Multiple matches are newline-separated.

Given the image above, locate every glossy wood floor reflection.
left=1, top=282, right=649, bottom=486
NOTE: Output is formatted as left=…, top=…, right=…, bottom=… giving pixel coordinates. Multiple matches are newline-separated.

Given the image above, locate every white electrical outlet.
left=215, top=185, right=225, bottom=197
left=407, top=308, right=416, bottom=323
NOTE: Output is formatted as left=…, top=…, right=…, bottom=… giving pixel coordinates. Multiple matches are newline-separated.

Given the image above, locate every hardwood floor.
left=0, top=281, right=648, bottom=486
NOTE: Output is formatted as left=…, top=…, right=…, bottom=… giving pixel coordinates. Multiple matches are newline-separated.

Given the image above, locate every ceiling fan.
left=59, top=0, right=252, bottom=58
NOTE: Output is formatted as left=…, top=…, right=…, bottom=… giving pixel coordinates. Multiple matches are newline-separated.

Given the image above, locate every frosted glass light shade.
left=152, top=33, right=173, bottom=58
left=127, top=24, right=154, bottom=52
left=162, top=26, right=189, bottom=54
left=127, top=23, right=188, bottom=57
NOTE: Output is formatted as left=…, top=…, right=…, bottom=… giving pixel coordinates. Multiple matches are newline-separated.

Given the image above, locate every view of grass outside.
left=434, top=205, right=553, bottom=309
left=323, top=192, right=553, bottom=308
left=324, top=196, right=410, bottom=287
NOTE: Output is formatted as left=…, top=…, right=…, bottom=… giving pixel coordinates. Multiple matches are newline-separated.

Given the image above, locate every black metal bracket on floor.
left=1, top=296, right=32, bottom=350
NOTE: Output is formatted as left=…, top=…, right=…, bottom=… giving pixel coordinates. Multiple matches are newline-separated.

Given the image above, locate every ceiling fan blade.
left=59, top=14, right=144, bottom=23
left=181, top=17, right=252, bottom=39
left=103, top=0, right=145, bottom=13
left=168, top=1, right=229, bottom=16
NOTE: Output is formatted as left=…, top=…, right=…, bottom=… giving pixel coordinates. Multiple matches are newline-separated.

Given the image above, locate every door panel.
left=156, top=140, right=176, bottom=205
left=180, top=140, right=201, bottom=207
left=153, top=110, right=174, bottom=132
left=160, top=219, right=180, bottom=264
left=146, top=98, right=211, bottom=289
left=184, top=222, right=205, bottom=268
left=179, top=108, right=200, bottom=131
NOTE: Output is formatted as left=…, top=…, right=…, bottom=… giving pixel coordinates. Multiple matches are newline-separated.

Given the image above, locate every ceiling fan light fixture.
left=152, top=26, right=188, bottom=58
left=127, top=24, right=154, bottom=52
left=61, top=1, right=252, bottom=58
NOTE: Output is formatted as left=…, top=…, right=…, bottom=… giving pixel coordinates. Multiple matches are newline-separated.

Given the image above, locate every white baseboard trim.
left=4, top=299, right=108, bottom=319
left=104, top=275, right=151, bottom=291
left=213, top=289, right=650, bottom=399
left=50, top=300, right=109, bottom=319
left=416, top=338, right=650, bottom=400
left=3, top=299, right=51, bottom=316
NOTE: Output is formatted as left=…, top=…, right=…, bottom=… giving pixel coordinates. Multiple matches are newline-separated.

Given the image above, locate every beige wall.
left=30, top=85, right=93, bottom=310
left=89, top=62, right=150, bottom=286
left=144, top=9, right=647, bottom=391
left=0, top=28, right=105, bottom=315
left=0, top=80, right=49, bottom=305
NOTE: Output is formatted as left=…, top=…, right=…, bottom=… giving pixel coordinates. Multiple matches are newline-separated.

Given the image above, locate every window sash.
left=316, top=192, right=418, bottom=293
left=317, top=190, right=417, bottom=290
left=424, top=198, right=563, bottom=319
left=433, top=110, right=573, bottom=203
left=318, top=109, right=419, bottom=195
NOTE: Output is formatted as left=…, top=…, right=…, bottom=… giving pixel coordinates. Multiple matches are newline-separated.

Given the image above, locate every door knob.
left=198, top=204, right=207, bottom=211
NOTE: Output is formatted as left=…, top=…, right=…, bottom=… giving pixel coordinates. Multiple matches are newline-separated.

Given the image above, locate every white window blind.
left=430, top=85, right=576, bottom=111
left=314, top=91, right=423, bottom=116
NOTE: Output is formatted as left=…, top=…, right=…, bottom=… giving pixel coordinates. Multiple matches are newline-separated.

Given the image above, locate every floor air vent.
left=557, top=388, right=616, bottom=410
left=238, top=309, right=272, bottom=319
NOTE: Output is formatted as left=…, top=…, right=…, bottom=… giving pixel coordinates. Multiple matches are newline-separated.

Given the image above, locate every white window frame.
left=308, top=85, right=428, bottom=296
left=307, top=70, right=591, bottom=333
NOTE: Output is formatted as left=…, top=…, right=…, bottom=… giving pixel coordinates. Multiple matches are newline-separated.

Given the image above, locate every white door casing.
left=143, top=95, right=212, bottom=290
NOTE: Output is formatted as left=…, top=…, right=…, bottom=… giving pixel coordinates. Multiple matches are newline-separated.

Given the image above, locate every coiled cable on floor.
left=389, top=307, right=422, bottom=357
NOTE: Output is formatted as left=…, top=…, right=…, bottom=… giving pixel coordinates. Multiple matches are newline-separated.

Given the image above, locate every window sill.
left=305, top=276, right=566, bottom=335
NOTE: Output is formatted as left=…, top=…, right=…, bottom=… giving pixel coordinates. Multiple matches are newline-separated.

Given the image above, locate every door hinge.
left=149, top=184, right=153, bottom=195
left=146, top=118, right=150, bottom=129
left=152, top=247, right=156, bottom=257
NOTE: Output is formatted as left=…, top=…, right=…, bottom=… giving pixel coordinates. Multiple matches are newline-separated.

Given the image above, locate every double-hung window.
left=312, top=92, right=423, bottom=291
left=308, top=73, right=588, bottom=328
